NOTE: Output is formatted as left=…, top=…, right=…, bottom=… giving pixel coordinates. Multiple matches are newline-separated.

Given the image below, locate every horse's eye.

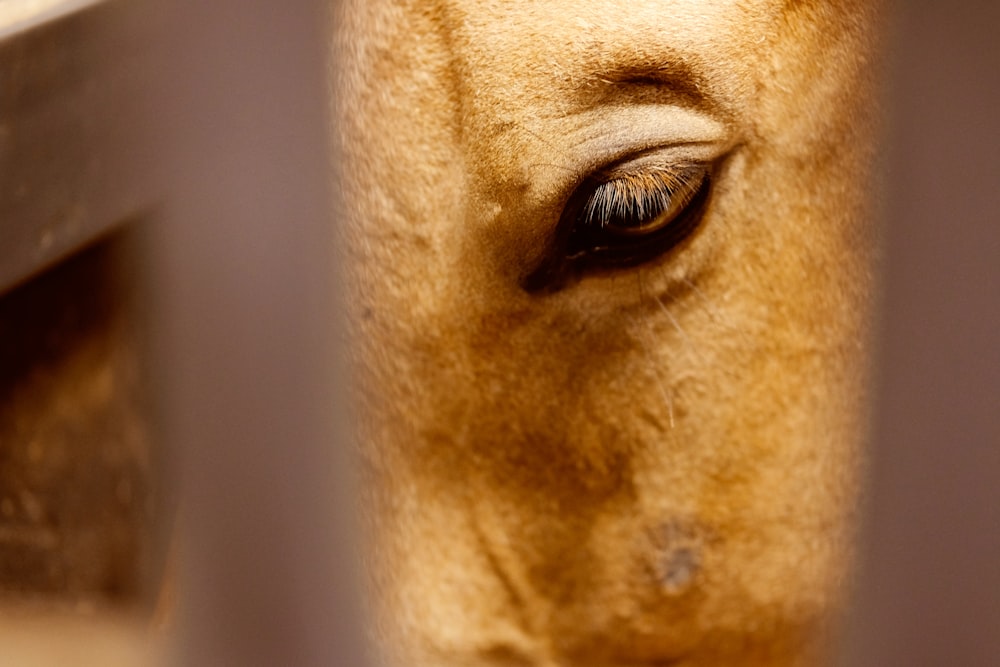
left=566, top=164, right=710, bottom=267
left=523, top=162, right=713, bottom=291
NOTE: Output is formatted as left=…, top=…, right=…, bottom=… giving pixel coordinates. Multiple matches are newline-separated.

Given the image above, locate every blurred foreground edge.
left=839, top=3, right=1000, bottom=667
left=145, top=0, right=367, bottom=665
left=2, top=0, right=368, bottom=665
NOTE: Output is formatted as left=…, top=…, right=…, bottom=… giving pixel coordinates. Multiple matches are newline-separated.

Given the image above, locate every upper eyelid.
left=592, top=163, right=704, bottom=193
left=580, top=161, right=706, bottom=207
left=561, top=106, right=734, bottom=168
left=514, top=131, right=733, bottom=222
left=502, top=104, right=737, bottom=213
left=597, top=154, right=708, bottom=180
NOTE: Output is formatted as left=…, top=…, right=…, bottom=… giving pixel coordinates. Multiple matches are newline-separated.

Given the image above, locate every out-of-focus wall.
left=840, top=3, right=1000, bottom=666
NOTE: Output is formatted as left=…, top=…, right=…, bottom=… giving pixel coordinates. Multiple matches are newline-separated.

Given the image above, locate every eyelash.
left=570, top=165, right=708, bottom=256
left=523, top=162, right=712, bottom=290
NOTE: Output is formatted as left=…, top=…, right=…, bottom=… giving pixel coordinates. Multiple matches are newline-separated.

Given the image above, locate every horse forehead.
left=413, top=0, right=784, bottom=109
left=348, top=0, right=842, bottom=161
left=441, top=0, right=781, bottom=56
left=437, top=0, right=783, bottom=38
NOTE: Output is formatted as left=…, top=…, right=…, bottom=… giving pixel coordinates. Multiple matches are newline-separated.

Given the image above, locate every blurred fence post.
left=146, top=1, right=367, bottom=666
left=839, top=3, right=1000, bottom=666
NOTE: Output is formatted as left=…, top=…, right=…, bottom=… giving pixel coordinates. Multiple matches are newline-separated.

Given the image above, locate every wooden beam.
left=0, top=0, right=156, bottom=294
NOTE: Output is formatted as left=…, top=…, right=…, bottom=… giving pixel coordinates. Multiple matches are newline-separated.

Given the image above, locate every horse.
left=335, top=0, right=883, bottom=665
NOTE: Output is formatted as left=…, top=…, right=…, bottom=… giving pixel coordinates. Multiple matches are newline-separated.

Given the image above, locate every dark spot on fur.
left=650, top=519, right=708, bottom=595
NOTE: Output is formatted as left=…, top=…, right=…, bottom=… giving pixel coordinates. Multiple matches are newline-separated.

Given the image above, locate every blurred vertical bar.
left=840, top=2, right=1000, bottom=666
left=147, top=1, right=365, bottom=666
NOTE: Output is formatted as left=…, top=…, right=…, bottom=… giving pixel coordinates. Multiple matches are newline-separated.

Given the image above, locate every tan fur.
left=335, top=2, right=882, bottom=665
